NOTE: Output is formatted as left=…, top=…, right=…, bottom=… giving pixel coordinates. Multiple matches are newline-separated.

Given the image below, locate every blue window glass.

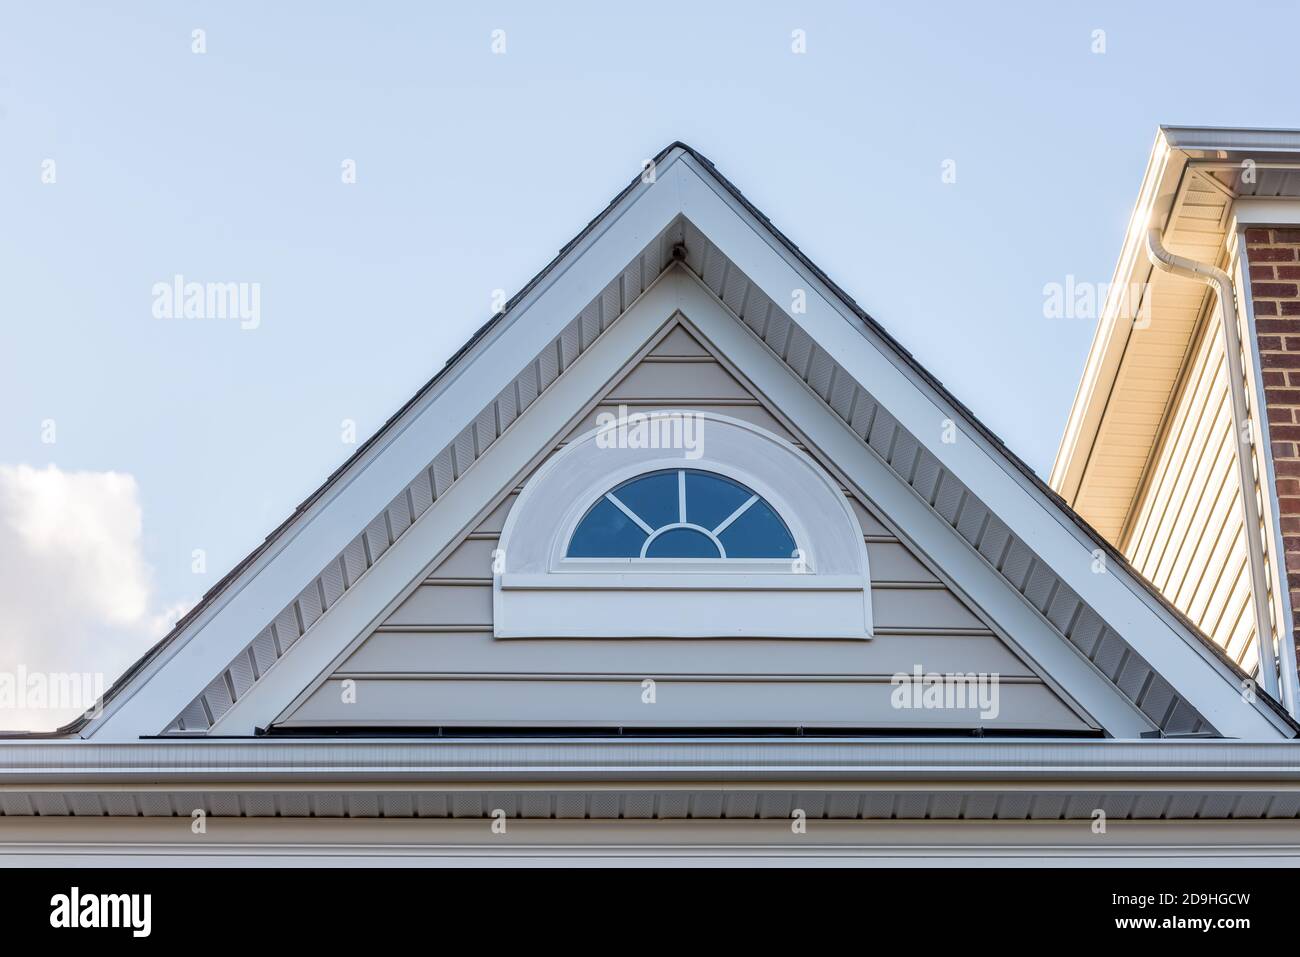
left=645, top=526, right=722, bottom=558
left=566, top=469, right=796, bottom=559
left=609, top=469, right=678, bottom=530
left=566, top=497, right=649, bottom=557
left=718, top=498, right=796, bottom=558
left=684, top=471, right=752, bottom=530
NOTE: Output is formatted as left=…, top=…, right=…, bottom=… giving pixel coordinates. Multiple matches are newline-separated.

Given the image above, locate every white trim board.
left=8, top=819, right=1300, bottom=866
left=1232, top=224, right=1300, bottom=713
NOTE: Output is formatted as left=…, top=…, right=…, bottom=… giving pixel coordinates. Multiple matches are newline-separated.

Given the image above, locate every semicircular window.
left=567, top=469, right=797, bottom=559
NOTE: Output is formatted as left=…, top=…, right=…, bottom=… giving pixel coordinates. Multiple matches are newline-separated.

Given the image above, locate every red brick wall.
left=1247, top=226, right=1300, bottom=667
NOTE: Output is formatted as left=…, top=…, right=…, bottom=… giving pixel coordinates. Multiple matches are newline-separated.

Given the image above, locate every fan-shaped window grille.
left=567, top=469, right=797, bottom=560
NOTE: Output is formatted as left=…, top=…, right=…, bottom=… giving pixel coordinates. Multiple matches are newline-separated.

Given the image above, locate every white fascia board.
left=1162, top=126, right=1300, bottom=159
left=672, top=158, right=1290, bottom=740
left=673, top=275, right=1135, bottom=736
left=90, top=154, right=697, bottom=741
left=1233, top=199, right=1300, bottom=226
left=212, top=273, right=694, bottom=734
left=7, top=819, right=1300, bottom=866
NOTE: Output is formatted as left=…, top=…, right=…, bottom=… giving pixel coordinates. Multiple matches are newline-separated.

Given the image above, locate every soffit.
left=4, top=738, right=1300, bottom=821
left=1069, top=169, right=1232, bottom=544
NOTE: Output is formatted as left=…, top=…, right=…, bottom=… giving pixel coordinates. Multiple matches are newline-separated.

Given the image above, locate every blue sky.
left=2, top=1, right=1298, bottom=726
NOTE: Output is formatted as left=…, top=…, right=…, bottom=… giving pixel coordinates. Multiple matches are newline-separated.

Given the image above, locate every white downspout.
left=1145, top=228, right=1296, bottom=710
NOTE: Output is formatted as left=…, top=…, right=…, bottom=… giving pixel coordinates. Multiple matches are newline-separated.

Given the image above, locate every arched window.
left=494, top=411, right=872, bottom=639
left=567, top=469, right=797, bottom=559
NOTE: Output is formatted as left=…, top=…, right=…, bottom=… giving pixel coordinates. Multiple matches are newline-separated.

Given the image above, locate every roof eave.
left=1056, top=127, right=1300, bottom=506
left=1162, top=124, right=1300, bottom=161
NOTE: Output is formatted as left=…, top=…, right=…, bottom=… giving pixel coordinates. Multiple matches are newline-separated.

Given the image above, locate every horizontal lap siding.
left=338, top=631, right=1036, bottom=677
left=389, top=546, right=971, bottom=629
left=567, top=402, right=797, bottom=445
left=606, top=359, right=755, bottom=402
left=283, top=677, right=1082, bottom=730
left=281, top=324, right=1089, bottom=731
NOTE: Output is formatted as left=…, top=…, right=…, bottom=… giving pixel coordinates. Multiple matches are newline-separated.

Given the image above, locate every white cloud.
left=0, top=464, right=187, bottom=731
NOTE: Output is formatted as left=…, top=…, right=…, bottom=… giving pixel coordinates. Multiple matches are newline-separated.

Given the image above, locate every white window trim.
left=494, top=410, right=873, bottom=639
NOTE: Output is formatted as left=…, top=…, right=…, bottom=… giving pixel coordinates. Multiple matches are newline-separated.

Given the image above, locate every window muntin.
left=567, top=469, right=797, bottom=560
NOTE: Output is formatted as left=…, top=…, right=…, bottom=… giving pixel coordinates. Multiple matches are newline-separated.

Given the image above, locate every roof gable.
left=72, top=144, right=1296, bottom=742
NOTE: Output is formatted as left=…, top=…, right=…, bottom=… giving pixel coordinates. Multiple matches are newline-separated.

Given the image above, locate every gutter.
left=1, top=738, right=1300, bottom=783
left=1145, top=228, right=1299, bottom=712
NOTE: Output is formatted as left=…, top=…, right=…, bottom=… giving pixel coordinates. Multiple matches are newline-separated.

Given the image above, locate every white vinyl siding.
left=1121, top=309, right=1260, bottom=673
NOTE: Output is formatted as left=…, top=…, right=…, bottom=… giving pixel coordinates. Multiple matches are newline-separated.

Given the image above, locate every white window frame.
left=494, top=410, right=873, bottom=639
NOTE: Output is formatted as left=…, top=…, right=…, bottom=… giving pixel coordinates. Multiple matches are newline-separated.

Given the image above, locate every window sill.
left=494, top=574, right=872, bottom=639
